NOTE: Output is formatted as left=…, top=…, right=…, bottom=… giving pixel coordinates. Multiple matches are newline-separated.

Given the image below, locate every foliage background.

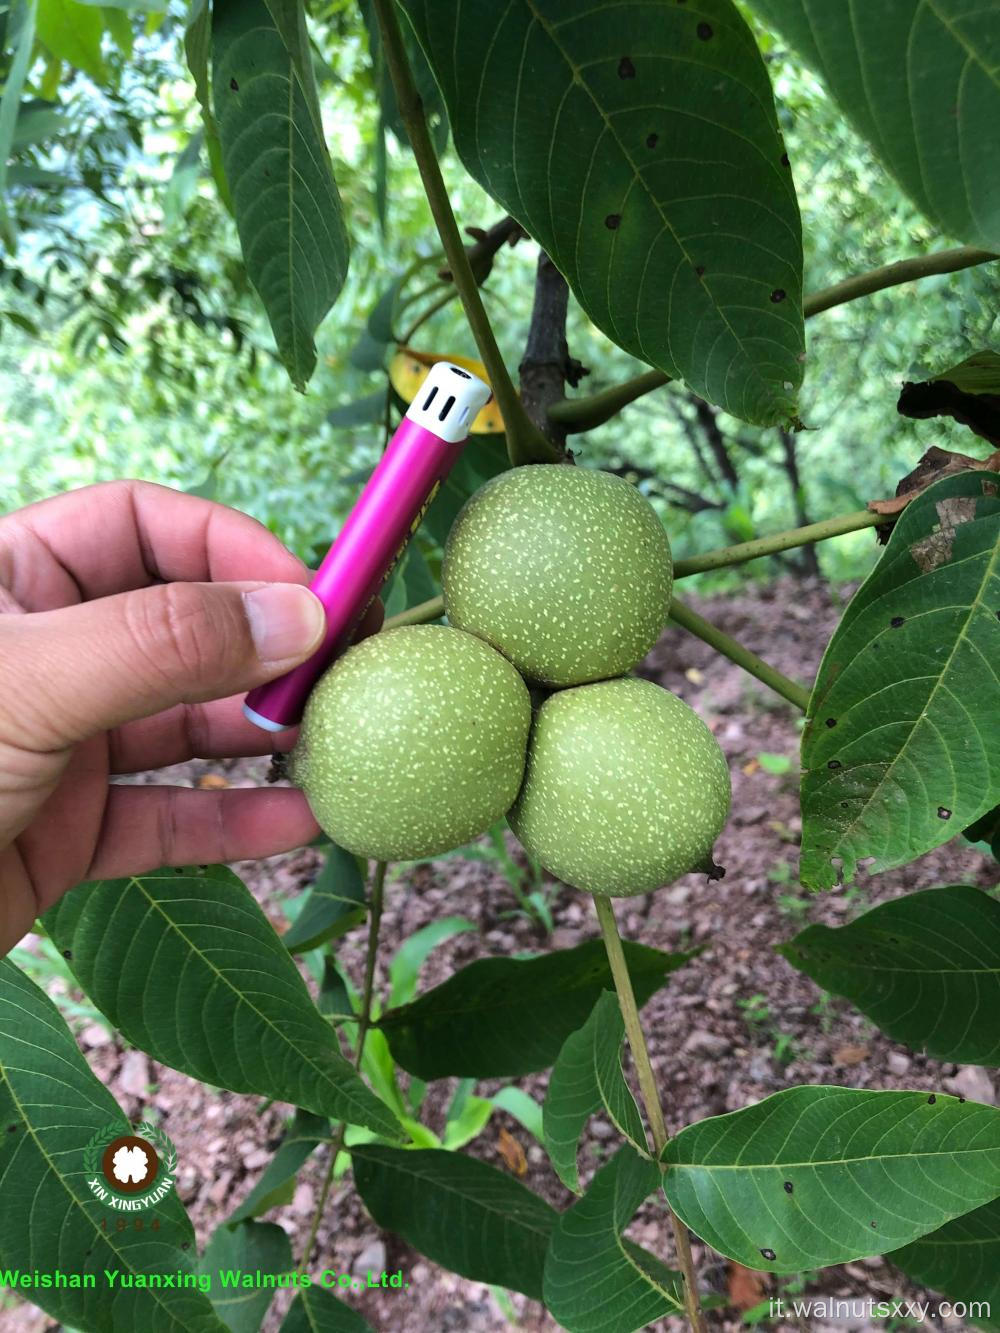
left=3, top=3, right=998, bottom=574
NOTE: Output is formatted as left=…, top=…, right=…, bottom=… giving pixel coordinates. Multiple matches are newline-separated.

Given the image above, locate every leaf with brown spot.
left=497, top=1126, right=528, bottom=1177
left=867, top=445, right=1000, bottom=541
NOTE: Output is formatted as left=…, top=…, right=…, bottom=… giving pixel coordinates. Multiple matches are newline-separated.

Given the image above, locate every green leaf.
left=37, top=0, right=105, bottom=82
left=442, top=1093, right=493, bottom=1151
left=229, top=1110, right=329, bottom=1223
left=280, top=1286, right=374, bottom=1333
left=965, top=806, right=1000, bottom=860
left=318, top=957, right=354, bottom=1019
left=360, top=0, right=447, bottom=154
left=662, top=1085, right=1000, bottom=1272
left=543, top=991, right=646, bottom=1193
left=491, top=1086, right=544, bottom=1142
left=199, top=1220, right=291, bottom=1332
left=800, top=470, right=1000, bottom=889
left=212, top=0, right=349, bottom=389
left=10, top=102, right=68, bottom=150
left=890, top=1200, right=1000, bottom=1331
left=44, top=867, right=401, bottom=1140
left=780, top=885, right=1000, bottom=1065
left=544, top=1146, right=684, bottom=1333
left=0, top=2, right=38, bottom=246
left=0, top=959, right=223, bottom=1332
left=401, top=0, right=803, bottom=427
left=386, top=916, right=476, bottom=1007
left=381, top=541, right=439, bottom=620
left=421, top=436, right=509, bottom=547
left=283, top=844, right=366, bottom=952
left=377, top=939, right=693, bottom=1079
left=351, top=1145, right=556, bottom=1299
left=184, top=0, right=232, bottom=213
left=748, top=0, right=1000, bottom=250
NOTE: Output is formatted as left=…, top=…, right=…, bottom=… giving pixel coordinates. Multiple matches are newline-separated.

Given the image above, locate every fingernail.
left=244, top=584, right=326, bottom=664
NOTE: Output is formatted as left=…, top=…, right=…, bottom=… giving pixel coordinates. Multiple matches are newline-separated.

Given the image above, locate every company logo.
left=84, top=1122, right=177, bottom=1211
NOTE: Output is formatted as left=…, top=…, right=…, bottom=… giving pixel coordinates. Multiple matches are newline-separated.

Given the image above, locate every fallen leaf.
left=727, top=1262, right=767, bottom=1312
left=496, top=1127, right=527, bottom=1177
left=742, top=760, right=760, bottom=776
left=833, top=1043, right=869, bottom=1067
left=197, top=773, right=230, bottom=790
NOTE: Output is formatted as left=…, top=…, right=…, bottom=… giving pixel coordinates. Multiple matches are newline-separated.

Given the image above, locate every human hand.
left=0, top=480, right=381, bottom=957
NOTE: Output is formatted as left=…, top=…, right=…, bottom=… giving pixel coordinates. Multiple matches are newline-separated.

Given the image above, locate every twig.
left=518, top=251, right=579, bottom=451
left=803, top=244, right=997, bottom=318
left=592, top=895, right=706, bottom=1333
left=668, top=596, right=811, bottom=711
left=299, top=862, right=387, bottom=1269
left=552, top=245, right=998, bottom=434
left=371, top=0, right=558, bottom=466
left=672, top=509, right=885, bottom=578
left=547, top=369, right=669, bottom=432
left=383, top=595, right=443, bottom=630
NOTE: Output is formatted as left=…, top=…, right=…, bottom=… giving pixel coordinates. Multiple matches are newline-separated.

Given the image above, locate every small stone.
left=944, top=1066, right=996, bottom=1106
left=293, top=1183, right=315, bottom=1214
left=590, top=1119, right=615, bottom=1139
left=887, top=1051, right=911, bottom=1076
left=119, top=1050, right=151, bottom=1097
left=353, top=1239, right=387, bottom=1278
left=243, top=1148, right=272, bottom=1170
left=683, top=1029, right=729, bottom=1058
left=80, top=1023, right=111, bottom=1048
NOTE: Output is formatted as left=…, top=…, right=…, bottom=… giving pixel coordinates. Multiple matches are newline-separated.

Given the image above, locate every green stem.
left=383, top=594, right=444, bottom=630
left=673, top=509, right=885, bottom=578
left=547, top=369, right=670, bottom=432
left=298, top=862, right=387, bottom=1269
left=803, top=244, right=997, bottom=318
left=398, top=286, right=457, bottom=345
left=552, top=245, right=998, bottom=432
left=592, top=895, right=706, bottom=1333
left=668, top=595, right=810, bottom=711
left=371, top=0, right=558, bottom=467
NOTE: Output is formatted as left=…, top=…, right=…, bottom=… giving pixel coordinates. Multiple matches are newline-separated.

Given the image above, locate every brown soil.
left=4, top=581, right=995, bottom=1333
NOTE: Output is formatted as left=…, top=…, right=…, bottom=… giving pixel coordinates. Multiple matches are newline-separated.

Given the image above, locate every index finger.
left=0, top=480, right=310, bottom=610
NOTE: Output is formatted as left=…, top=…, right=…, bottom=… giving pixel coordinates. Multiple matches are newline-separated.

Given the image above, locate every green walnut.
left=508, top=677, right=730, bottom=896
left=292, top=625, right=531, bottom=861
left=442, top=465, right=672, bottom=686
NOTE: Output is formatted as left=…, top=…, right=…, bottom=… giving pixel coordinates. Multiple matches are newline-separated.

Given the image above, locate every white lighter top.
left=404, top=361, right=492, bottom=443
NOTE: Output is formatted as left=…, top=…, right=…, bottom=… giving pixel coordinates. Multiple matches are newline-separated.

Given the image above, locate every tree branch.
left=668, top=596, right=811, bottom=711
left=552, top=245, right=998, bottom=434
left=671, top=509, right=885, bottom=577
left=803, top=244, right=998, bottom=318
left=592, top=895, right=707, bottom=1333
left=547, top=368, right=669, bottom=432
left=518, top=252, right=579, bottom=452
left=371, top=0, right=559, bottom=466
left=778, top=429, right=819, bottom=577
left=692, top=397, right=738, bottom=491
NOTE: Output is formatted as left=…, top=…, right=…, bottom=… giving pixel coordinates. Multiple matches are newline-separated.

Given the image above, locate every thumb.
left=0, top=581, right=326, bottom=749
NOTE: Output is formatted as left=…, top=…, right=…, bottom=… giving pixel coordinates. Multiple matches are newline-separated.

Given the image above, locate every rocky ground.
left=3, top=580, right=996, bottom=1333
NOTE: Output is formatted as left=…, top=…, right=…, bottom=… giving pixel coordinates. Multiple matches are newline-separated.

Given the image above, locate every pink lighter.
left=243, top=361, right=492, bottom=732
